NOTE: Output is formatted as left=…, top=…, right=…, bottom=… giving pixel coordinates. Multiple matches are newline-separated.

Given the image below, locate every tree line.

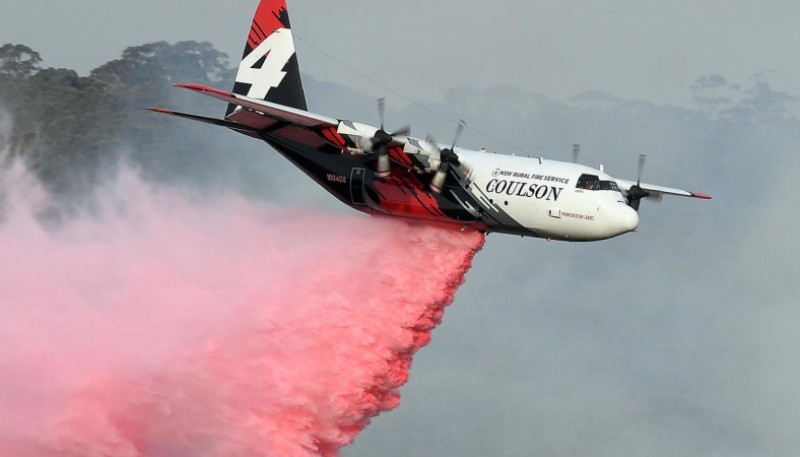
left=0, top=42, right=235, bottom=199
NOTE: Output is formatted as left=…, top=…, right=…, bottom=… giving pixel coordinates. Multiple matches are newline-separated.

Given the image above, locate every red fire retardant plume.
left=0, top=164, right=484, bottom=457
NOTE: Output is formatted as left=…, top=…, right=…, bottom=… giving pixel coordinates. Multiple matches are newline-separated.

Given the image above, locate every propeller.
left=572, top=144, right=580, bottom=163
left=427, top=120, right=469, bottom=193
left=371, top=98, right=410, bottom=178
left=626, top=153, right=650, bottom=211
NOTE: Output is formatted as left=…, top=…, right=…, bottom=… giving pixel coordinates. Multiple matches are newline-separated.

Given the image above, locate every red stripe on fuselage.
left=321, top=127, right=347, bottom=149
left=372, top=168, right=447, bottom=219
left=389, top=146, right=413, bottom=167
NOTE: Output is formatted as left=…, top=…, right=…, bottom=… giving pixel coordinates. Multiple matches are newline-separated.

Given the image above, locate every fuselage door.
left=350, top=167, right=367, bottom=205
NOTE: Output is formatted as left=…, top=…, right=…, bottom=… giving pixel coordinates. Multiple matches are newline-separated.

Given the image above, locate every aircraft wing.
left=616, top=179, right=712, bottom=201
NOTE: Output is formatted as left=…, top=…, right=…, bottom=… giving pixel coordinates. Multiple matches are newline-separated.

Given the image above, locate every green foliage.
left=0, top=41, right=234, bottom=199
left=0, top=44, right=42, bottom=77
left=92, top=41, right=229, bottom=88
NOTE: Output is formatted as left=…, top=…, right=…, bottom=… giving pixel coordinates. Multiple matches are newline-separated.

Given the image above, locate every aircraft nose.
left=616, top=205, right=640, bottom=233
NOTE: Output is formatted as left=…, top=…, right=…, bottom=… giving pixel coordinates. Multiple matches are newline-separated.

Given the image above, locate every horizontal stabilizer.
left=175, top=83, right=338, bottom=129
left=147, top=108, right=261, bottom=138
left=148, top=108, right=258, bottom=132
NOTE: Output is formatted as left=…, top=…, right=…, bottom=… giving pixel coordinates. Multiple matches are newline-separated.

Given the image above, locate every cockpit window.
left=576, top=174, right=620, bottom=191
left=576, top=174, right=599, bottom=190
left=597, top=181, right=620, bottom=191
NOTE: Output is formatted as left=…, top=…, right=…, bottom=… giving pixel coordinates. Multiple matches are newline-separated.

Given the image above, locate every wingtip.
left=146, top=107, right=174, bottom=114
left=692, top=192, right=712, bottom=200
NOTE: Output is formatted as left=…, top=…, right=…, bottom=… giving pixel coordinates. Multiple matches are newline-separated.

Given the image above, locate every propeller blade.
left=371, top=97, right=412, bottom=177
left=451, top=119, right=466, bottom=151
left=378, top=97, right=386, bottom=131
left=637, top=153, right=646, bottom=186
left=389, top=125, right=411, bottom=137
left=624, top=154, right=649, bottom=211
left=425, top=134, right=442, bottom=154
left=371, top=129, right=393, bottom=151
left=426, top=120, right=470, bottom=192
left=426, top=136, right=459, bottom=164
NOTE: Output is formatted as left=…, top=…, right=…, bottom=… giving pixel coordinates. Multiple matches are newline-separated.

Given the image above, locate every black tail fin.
left=226, top=0, right=307, bottom=117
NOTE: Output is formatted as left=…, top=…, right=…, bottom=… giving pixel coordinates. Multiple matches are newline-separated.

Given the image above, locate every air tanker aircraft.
left=151, top=0, right=711, bottom=242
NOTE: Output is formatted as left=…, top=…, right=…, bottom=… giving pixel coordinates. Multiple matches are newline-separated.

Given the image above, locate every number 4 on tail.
left=235, top=28, right=296, bottom=100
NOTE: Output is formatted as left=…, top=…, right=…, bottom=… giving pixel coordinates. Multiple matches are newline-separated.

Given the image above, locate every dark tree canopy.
left=92, top=41, right=230, bottom=87
left=0, top=44, right=42, bottom=77
left=0, top=41, right=235, bottom=202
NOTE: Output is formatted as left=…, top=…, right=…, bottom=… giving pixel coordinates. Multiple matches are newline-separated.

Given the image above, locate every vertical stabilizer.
left=227, top=0, right=307, bottom=117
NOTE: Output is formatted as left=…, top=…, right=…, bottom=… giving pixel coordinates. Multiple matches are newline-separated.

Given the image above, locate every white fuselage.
left=455, top=148, right=640, bottom=241
left=343, top=122, right=641, bottom=241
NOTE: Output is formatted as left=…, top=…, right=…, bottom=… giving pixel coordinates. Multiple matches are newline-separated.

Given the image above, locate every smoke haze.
left=0, top=126, right=484, bottom=456
left=3, top=23, right=800, bottom=454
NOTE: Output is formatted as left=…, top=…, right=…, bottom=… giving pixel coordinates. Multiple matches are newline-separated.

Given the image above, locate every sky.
left=3, top=0, right=800, bottom=106
left=4, top=1, right=800, bottom=456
